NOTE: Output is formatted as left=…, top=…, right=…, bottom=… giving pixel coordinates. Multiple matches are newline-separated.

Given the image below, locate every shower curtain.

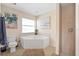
left=0, top=17, right=7, bottom=52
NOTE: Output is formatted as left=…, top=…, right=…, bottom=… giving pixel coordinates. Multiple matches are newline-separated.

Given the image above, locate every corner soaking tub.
left=20, top=35, right=49, bottom=49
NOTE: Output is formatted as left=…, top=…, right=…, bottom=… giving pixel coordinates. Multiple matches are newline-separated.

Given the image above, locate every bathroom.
left=0, top=3, right=60, bottom=56
left=1, top=3, right=77, bottom=56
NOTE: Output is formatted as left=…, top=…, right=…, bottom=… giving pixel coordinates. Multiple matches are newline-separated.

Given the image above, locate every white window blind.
left=22, top=18, right=35, bottom=33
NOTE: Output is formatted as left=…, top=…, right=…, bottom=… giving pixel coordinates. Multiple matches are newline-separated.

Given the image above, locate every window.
left=22, top=18, right=35, bottom=33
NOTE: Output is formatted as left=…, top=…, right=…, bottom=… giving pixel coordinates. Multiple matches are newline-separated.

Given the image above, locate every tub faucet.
left=35, top=29, right=38, bottom=35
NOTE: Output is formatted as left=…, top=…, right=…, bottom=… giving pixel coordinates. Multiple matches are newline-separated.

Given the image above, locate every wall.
left=0, top=4, right=1, bottom=15
left=0, top=3, right=35, bottom=42
left=76, top=4, right=79, bottom=56
left=55, top=4, right=60, bottom=55
left=38, top=4, right=60, bottom=55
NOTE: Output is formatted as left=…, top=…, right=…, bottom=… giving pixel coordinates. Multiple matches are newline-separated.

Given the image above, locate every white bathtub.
left=20, top=35, right=49, bottom=49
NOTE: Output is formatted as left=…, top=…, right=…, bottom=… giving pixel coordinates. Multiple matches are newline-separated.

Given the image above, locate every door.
left=60, top=3, right=75, bottom=56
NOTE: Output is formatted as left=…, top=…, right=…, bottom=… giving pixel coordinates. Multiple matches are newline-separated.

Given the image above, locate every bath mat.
left=23, top=49, right=45, bottom=56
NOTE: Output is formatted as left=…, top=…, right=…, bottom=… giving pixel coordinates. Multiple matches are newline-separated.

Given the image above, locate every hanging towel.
left=0, top=17, right=8, bottom=52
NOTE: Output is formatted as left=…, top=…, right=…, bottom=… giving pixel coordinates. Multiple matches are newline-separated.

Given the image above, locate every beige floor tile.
left=1, top=46, right=57, bottom=56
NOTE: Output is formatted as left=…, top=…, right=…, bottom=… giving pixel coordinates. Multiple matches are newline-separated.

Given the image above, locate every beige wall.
left=0, top=4, right=35, bottom=41
left=76, top=4, right=79, bottom=56
left=55, top=4, right=60, bottom=55
left=0, top=4, right=1, bottom=12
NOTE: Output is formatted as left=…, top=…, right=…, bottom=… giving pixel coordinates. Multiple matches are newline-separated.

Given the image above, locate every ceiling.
left=3, top=3, right=56, bottom=16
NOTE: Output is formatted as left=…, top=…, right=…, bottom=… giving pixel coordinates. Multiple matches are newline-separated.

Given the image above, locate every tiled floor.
left=1, top=47, right=25, bottom=56
left=0, top=46, right=57, bottom=56
left=44, top=46, right=56, bottom=56
left=23, top=49, right=44, bottom=56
